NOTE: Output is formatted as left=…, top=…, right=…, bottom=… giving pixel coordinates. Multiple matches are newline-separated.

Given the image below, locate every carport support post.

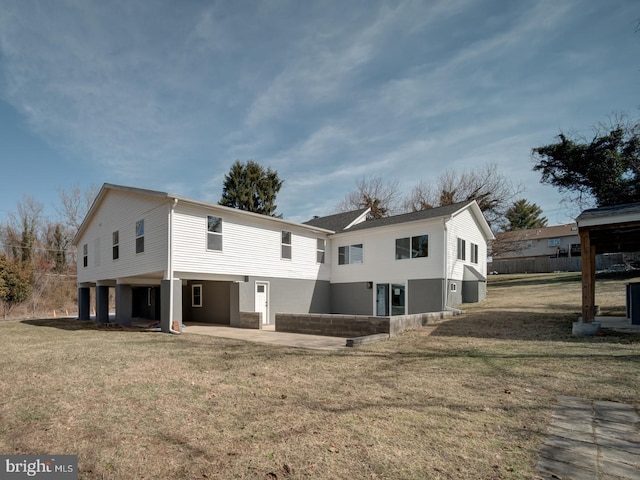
left=161, top=279, right=182, bottom=333
left=78, top=287, right=91, bottom=320
left=580, top=229, right=596, bottom=322
left=115, top=284, right=133, bottom=325
left=96, top=285, right=110, bottom=323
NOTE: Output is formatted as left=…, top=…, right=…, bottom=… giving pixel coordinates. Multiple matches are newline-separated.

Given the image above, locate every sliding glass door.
left=376, top=283, right=406, bottom=316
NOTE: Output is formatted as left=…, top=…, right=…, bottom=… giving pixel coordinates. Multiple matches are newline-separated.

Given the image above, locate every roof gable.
left=303, top=208, right=370, bottom=232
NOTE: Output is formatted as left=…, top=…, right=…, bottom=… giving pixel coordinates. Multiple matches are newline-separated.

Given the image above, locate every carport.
left=576, top=202, right=640, bottom=333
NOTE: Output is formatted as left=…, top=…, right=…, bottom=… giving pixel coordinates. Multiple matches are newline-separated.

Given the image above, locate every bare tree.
left=57, top=184, right=99, bottom=233
left=402, top=163, right=522, bottom=228
left=335, top=176, right=400, bottom=219
left=402, top=180, right=437, bottom=212
left=1, top=195, right=45, bottom=265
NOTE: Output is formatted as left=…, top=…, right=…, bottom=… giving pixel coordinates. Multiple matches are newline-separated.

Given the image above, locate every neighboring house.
left=74, top=184, right=494, bottom=332
left=491, top=224, right=581, bottom=261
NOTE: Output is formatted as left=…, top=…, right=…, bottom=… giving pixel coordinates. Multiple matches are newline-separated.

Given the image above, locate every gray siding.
left=239, top=277, right=331, bottom=324
left=408, top=279, right=445, bottom=313
left=183, top=280, right=232, bottom=324
left=330, top=282, right=373, bottom=315
left=462, top=280, right=486, bottom=303
left=446, top=280, right=463, bottom=307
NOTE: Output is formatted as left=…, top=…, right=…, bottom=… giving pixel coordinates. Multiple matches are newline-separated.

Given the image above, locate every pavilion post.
left=580, top=229, right=596, bottom=323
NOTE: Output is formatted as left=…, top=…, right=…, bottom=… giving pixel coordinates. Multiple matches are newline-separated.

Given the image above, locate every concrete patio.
left=183, top=323, right=350, bottom=351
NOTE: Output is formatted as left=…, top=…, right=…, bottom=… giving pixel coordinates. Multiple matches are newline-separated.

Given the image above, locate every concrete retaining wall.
left=236, top=311, right=261, bottom=329
left=276, top=310, right=462, bottom=338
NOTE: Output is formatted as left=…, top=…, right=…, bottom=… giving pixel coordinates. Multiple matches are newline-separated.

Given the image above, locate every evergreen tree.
left=503, top=199, right=548, bottom=231
left=532, top=121, right=640, bottom=208
left=0, top=255, right=31, bottom=319
left=219, top=160, right=283, bottom=216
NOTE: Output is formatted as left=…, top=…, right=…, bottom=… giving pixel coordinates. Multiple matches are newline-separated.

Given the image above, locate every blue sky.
left=0, top=0, right=638, bottom=226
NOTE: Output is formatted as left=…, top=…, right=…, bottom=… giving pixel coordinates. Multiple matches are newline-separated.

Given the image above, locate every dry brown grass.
left=1, top=273, right=639, bottom=479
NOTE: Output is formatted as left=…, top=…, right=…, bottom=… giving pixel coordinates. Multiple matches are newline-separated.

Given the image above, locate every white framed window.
left=470, top=242, right=479, bottom=264
left=136, top=219, right=145, bottom=254
left=112, top=231, right=119, bottom=260
left=317, top=238, right=326, bottom=264
left=457, top=238, right=466, bottom=260
left=83, top=244, right=88, bottom=268
left=281, top=231, right=292, bottom=259
left=396, top=235, right=429, bottom=259
left=548, top=238, right=561, bottom=247
left=450, top=283, right=457, bottom=292
left=338, top=244, right=363, bottom=265
left=207, top=215, right=222, bottom=251
left=192, top=284, right=202, bottom=307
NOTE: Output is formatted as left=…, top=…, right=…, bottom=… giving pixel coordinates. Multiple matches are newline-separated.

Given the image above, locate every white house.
left=74, top=184, right=494, bottom=333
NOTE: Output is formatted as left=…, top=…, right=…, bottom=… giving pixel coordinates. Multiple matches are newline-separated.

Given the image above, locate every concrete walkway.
left=183, top=324, right=349, bottom=351
left=537, top=396, right=640, bottom=480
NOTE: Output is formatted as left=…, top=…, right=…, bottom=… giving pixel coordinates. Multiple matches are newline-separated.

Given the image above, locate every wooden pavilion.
left=576, top=202, right=640, bottom=325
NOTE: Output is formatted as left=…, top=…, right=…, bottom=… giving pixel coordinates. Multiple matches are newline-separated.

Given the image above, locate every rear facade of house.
left=74, top=184, right=493, bottom=332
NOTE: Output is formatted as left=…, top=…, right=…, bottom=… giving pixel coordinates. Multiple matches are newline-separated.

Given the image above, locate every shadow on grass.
left=427, top=310, right=640, bottom=344
left=489, top=270, right=640, bottom=288
left=488, top=273, right=581, bottom=288
left=20, top=318, right=158, bottom=333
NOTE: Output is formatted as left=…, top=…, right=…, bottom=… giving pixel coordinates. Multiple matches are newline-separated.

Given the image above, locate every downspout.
left=168, top=198, right=181, bottom=334
left=443, top=218, right=448, bottom=310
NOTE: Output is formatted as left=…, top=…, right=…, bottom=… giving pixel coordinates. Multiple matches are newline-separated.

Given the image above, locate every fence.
left=488, top=253, right=633, bottom=274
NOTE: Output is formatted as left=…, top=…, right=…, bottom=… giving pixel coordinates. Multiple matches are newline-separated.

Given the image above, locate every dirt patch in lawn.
left=0, top=273, right=638, bottom=479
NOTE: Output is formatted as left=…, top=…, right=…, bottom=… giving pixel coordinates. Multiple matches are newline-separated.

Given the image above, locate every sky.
left=0, top=0, right=638, bottom=227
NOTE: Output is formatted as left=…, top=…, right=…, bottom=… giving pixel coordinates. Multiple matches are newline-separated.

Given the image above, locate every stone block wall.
left=276, top=310, right=463, bottom=338
left=276, top=314, right=389, bottom=337
left=236, top=311, right=261, bottom=329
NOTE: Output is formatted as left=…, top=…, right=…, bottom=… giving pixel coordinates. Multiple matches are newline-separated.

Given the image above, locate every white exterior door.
left=255, top=282, right=270, bottom=325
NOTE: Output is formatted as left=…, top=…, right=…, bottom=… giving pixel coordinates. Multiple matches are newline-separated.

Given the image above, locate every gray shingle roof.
left=303, top=208, right=369, bottom=232
left=577, top=202, right=640, bottom=222
left=305, top=201, right=475, bottom=234
left=343, top=200, right=475, bottom=232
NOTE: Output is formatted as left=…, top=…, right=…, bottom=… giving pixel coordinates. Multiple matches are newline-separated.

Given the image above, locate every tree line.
left=0, top=186, right=97, bottom=318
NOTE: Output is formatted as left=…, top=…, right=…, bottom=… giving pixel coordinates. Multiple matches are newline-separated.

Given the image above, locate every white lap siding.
left=172, top=203, right=330, bottom=281
left=330, top=218, right=446, bottom=284
left=446, top=208, right=488, bottom=281
left=76, top=191, right=169, bottom=284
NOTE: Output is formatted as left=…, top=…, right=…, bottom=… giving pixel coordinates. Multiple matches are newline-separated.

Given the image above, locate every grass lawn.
left=1, top=273, right=639, bottom=479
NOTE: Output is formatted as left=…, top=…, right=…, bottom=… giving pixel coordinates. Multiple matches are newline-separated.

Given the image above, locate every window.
left=548, top=238, right=561, bottom=247
left=457, top=238, right=466, bottom=260
left=412, top=235, right=428, bottom=258
left=470, top=242, right=479, bottom=264
left=338, top=244, right=363, bottom=265
left=317, top=238, right=326, bottom=263
left=112, top=231, right=119, bottom=260
left=207, top=216, right=222, bottom=251
left=395, top=238, right=410, bottom=260
left=281, top=231, right=292, bottom=259
left=192, top=284, right=202, bottom=307
left=135, top=219, right=144, bottom=254
left=396, top=235, right=429, bottom=259
left=83, top=244, right=88, bottom=268
left=450, top=283, right=457, bottom=292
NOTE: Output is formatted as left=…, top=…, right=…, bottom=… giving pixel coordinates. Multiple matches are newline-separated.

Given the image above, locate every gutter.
left=168, top=198, right=181, bottom=334
left=443, top=217, right=448, bottom=310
